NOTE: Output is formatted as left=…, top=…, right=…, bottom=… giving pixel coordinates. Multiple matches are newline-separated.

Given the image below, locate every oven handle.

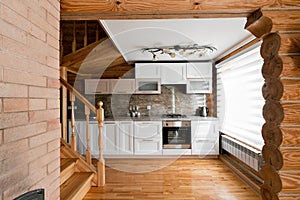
left=142, top=139, right=154, bottom=142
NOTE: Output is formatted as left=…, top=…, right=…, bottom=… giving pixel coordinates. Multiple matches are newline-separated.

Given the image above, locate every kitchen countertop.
left=98, top=115, right=218, bottom=122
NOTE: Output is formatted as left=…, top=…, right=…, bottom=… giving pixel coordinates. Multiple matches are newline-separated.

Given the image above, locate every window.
left=216, top=43, right=264, bottom=150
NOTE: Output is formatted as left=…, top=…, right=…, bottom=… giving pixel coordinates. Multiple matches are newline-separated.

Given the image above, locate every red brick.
left=3, top=98, right=28, bottom=113
left=47, top=119, right=60, bottom=131
left=0, top=130, right=3, bottom=145
left=0, top=66, right=3, bottom=81
left=46, top=12, right=59, bottom=30
left=1, top=0, right=28, bottom=18
left=0, top=83, right=28, bottom=98
left=29, top=98, right=46, bottom=111
left=47, top=99, right=59, bottom=109
left=47, top=157, right=59, bottom=174
left=0, top=98, right=2, bottom=112
left=33, top=167, right=60, bottom=194
left=0, top=19, right=27, bottom=44
left=2, top=144, right=47, bottom=174
left=1, top=165, right=29, bottom=197
left=0, top=112, right=28, bottom=129
left=1, top=4, right=30, bottom=34
left=0, top=139, right=28, bottom=160
left=47, top=77, right=59, bottom=88
left=29, top=109, right=59, bottom=123
left=4, top=68, right=46, bottom=87
left=29, top=148, right=59, bottom=173
left=4, top=122, right=47, bottom=143
left=47, top=138, right=60, bottom=152
left=29, top=129, right=59, bottom=148
left=3, top=37, right=46, bottom=64
left=46, top=55, right=59, bottom=69
left=29, top=86, right=59, bottom=99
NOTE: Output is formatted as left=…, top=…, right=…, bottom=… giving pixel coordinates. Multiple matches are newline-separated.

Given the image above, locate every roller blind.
left=216, top=43, right=264, bottom=150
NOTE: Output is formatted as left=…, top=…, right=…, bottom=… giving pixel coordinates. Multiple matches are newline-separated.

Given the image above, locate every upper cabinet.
left=186, top=62, right=212, bottom=78
left=135, top=63, right=161, bottom=78
left=110, top=79, right=136, bottom=94
left=160, top=63, right=187, bottom=84
left=85, top=79, right=110, bottom=94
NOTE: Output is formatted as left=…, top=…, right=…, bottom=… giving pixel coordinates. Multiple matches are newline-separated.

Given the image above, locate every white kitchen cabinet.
left=160, top=63, right=187, bottom=84
left=103, top=122, right=119, bottom=155
left=186, top=62, right=212, bottom=78
left=191, top=121, right=219, bottom=155
left=186, top=79, right=212, bottom=93
left=103, top=121, right=134, bottom=155
left=135, top=79, right=161, bottom=94
left=85, top=79, right=110, bottom=94
left=135, top=63, right=161, bottom=78
left=118, top=121, right=134, bottom=155
left=110, top=79, right=136, bottom=94
left=134, top=121, right=162, bottom=155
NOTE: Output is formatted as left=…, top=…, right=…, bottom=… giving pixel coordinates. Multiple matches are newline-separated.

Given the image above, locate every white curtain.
left=216, top=43, right=265, bottom=150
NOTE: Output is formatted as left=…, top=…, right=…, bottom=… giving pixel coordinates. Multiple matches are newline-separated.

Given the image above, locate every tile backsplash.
left=72, top=84, right=212, bottom=119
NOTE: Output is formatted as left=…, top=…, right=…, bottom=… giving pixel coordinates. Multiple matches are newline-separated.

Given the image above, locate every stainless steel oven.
left=162, top=120, right=191, bottom=149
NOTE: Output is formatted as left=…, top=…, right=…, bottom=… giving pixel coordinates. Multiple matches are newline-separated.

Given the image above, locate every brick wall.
left=0, top=1, right=60, bottom=199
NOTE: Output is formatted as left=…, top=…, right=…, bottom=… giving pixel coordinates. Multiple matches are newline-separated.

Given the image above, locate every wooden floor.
left=85, top=158, right=260, bottom=200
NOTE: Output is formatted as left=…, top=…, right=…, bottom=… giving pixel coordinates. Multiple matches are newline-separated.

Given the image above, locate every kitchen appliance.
left=199, top=106, right=209, bottom=117
left=162, top=120, right=191, bottom=149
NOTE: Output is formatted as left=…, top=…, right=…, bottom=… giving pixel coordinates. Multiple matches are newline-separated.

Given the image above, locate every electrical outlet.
left=146, top=105, right=151, bottom=110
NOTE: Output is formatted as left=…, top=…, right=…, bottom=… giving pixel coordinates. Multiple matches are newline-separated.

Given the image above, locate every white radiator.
left=221, top=135, right=262, bottom=172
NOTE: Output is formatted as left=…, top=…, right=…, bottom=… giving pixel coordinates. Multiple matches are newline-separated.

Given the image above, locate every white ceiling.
left=100, top=18, right=254, bottom=63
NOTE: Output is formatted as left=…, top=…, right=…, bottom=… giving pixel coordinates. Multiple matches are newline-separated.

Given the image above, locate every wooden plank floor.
left=85, top=158, right=260, bottom=200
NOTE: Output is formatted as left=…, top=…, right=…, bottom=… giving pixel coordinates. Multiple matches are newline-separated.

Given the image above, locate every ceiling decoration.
left=142, top=44, right=217, bottom=61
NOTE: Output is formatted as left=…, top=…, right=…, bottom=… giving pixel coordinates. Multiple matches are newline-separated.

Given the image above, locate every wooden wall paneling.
left=279, top=33, right=300, bottom=54
left=280, top=148, right=300, bottom=170
left=281, top=126, right=300, bottom=147
left=281, top=56, right=300, bottom=77
left=263, top=10, right=300, bottom=32
left=279, top=172, right=300, bottom=194
left=281, top=103, right=300, bottom=124
left=281, top=79, right=300, bottom=101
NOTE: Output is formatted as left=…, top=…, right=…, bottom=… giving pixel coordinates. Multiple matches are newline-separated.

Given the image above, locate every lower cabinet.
left=134, top=121, right=162, bottom=155
left=103, top=121, right=162, bottom=156
left=191, top=120, right=219, bottom=155
left=103, top=121, right=134, bottom=155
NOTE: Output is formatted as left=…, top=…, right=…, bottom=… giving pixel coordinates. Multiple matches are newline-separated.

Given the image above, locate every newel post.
left=96, top=101, right=105, bottom=186
left=70, top=92, right=76, bottom=151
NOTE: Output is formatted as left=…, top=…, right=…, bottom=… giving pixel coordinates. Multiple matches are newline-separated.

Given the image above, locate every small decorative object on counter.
left=129, top=105, right=141, bottom=118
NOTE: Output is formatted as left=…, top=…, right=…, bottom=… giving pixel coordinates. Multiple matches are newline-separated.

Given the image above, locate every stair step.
left=60, top=158, right=78, bottom=185
left=60, top=172, right=94, bottom=200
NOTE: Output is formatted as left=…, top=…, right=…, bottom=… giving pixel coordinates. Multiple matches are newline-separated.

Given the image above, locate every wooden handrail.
left=60, top=77, right=97, bottom=114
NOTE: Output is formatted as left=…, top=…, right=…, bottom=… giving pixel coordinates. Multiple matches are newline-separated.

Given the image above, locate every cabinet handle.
left=196, top=139, right=210, bottom=142
left=142, top=139, right=154, bottom=142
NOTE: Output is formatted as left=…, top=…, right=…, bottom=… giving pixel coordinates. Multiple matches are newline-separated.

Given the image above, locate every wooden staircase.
left=60, top=139, right=97, bottom=200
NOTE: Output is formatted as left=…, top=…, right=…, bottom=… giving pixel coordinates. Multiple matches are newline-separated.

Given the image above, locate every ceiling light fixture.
left=142, top=44, right=217, bottom=61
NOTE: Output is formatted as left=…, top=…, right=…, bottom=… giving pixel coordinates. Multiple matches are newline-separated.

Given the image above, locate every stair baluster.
left=85, top=105, right=92, bottom=164
left=70, top=91, right=76, bottom=151
left=97, top=101, right=105, bottom=186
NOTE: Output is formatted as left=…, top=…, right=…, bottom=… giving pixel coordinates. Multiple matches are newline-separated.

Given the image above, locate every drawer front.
left=134, top=122, right=162, bottom=139
left=192, top=138, right=219, bottom=155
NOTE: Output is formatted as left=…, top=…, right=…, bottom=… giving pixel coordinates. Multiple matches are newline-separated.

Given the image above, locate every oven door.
left=163, top=126, right=191, bottom=149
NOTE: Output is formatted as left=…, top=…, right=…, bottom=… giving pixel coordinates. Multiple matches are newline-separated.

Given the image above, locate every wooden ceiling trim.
left=60, top=0, right=285, bottom=13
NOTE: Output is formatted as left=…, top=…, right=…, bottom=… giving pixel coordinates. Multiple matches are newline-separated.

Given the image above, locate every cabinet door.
left=134, top=121, right=162, bottom=139
left=191, top=121, right=217, bottom=138
left=160, top=63, right=187, bottom=84
left=134, top=138, right=162, bottom=155
left=103, top=122, right=119, bottom=155
left=191, top=138, right=219, bottom=155
left=85, top=79, right=110, bottom=94
left=110, top=79, right=135, bottom=94
left=135, top=63, right=161, bottom=78
left=186, top=62, right=212, bottom=78
left=118, top=121, right=134, bottom=155
left=186, top=79, right=212, bottom=94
